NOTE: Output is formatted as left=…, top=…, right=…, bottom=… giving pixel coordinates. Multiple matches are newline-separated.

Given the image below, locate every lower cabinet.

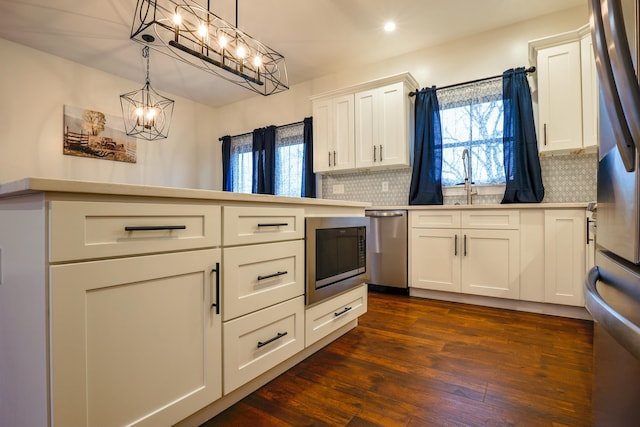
left=50, top=249, right=222, bottom=427
left=410, top=224, right=520, bottom=299
left=223, top=296, right=305, bottom=394
left=544, top=209, right=586, bottom=306
left=305, top=284, right=368, bottom=346
left=409, top=208, right=588, bottom=308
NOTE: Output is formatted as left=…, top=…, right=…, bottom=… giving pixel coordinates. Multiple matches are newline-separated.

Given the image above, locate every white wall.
left=212, top=6, right=588, bottom=138
left=0, top=6, right=587, bottom=191
left=0, top=38, right=221, bottom=190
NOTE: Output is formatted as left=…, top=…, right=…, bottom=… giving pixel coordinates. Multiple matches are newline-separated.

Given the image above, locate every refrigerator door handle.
left=585, top=266, right=640, bottom=360
left=589, top=0, right=637, bottom=171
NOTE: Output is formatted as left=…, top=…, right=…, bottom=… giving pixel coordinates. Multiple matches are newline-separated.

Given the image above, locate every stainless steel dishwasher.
left=365, top=210, right=408, bottom=292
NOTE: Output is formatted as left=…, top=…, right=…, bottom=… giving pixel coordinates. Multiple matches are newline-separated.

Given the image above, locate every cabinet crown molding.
left=528, top=24, right=589, bottom=65
left=310, top=72, right=418, bottom=101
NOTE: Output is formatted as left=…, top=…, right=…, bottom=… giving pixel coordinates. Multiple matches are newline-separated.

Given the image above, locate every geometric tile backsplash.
left=320, top=153, right=597, bottom=206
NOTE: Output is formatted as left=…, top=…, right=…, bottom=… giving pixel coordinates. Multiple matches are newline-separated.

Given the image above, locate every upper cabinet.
left=529, top=25, right=598, bottom=155
left=311, top=73, right=418, bottom=173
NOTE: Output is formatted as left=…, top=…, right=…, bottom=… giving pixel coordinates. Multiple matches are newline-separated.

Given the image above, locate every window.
left=275, top=123, right=304, bottom=197
left=227, top=123, right=305, bottom=196
left=438, top=79, right=505, bottom=187
left=228, top=133, right=252, bottom=193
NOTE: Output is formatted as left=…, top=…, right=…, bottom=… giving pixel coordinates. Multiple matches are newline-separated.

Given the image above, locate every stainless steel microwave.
left=305, top=216, right=369, bottom=306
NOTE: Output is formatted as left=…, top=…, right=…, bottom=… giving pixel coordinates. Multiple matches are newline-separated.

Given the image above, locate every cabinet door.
left=461, top=229, right=520, bottom=299
left=355, top=88, right=377, bottom=168
left=537, top=41, right=582, bottom=153
left=378, top=82, right=409, bottom=167
left=355, top=82, right=409, bottom=169
left=333, top=94, right=356, bottom=171
left=50, top=249, right=222, bottom=427
left=312, top=98, right=332, bottom=173
left=313, top=95, right=355, bottom=172
left=410, top=228, right=461, bottom=292
left=544, top=210, right=586, bottom=306
left=581, top=34, right=599, bottom=150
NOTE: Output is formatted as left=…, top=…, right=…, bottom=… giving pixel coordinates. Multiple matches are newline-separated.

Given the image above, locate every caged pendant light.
left=120, top=46, right=175, bottom=141
left=130, top=0, right=289, bottom=96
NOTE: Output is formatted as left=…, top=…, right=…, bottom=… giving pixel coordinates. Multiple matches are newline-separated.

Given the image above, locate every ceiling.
left=0, top=0, right=585, bottom=108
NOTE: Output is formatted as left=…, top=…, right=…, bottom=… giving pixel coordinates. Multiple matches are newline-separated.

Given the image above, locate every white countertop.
left=367, top=202, right=590, bottom=210
left=0, top=177, right=371, bottom=208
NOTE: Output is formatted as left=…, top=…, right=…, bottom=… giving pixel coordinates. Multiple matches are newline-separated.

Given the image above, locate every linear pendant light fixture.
left=130, top=0, right=289, bottom=96
left=120, top=46, right=175, bottom=141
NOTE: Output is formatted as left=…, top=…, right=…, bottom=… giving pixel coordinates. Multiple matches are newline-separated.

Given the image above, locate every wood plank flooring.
left=202, top=291, right=594, bottom=426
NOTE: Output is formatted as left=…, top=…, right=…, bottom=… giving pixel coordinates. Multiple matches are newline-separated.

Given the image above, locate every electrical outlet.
left=382, top=182, right=389, bottom=192
left=333, top=184, right=345, bottom=194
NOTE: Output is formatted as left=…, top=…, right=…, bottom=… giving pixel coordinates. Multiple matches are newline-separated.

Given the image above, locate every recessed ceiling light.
left=384, top=21, right=396, bottom=33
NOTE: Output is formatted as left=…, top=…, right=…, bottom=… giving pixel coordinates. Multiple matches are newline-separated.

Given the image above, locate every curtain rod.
left=409, top=66, right=536, bottom=97
left=218, top=120, right=305, bottom=141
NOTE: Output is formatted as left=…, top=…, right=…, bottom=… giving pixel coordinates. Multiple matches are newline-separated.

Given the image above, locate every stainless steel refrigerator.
left=587, top=0, right=640, bottom=425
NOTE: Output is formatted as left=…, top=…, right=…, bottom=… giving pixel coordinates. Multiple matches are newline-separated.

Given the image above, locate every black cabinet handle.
left=379, top=145, right=383, bottom=162
left=373, top=145, right=377, bottom=162
left=328, top=152, right=331, bottom=167
left=463, top=234, right=467, bottom=257
left=211, top=263, right=220, bottom=315
left=334, top=306, right=352, bottom=317
left=587, top=218, right=595, bottom=243
left=124, top=225, right=186, bottom=231
left=257, top=332, right=288, bottom=348
left=454, top=234, right=458, bottom=256
left=257, top=223, right=288, bottom=227
left=257, top=271, right=288, bottom=281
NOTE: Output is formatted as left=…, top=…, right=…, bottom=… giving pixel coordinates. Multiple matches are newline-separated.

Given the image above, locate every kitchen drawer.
left=223, top=206, right=304, bottom=246
left=223, top=296, right=304, bottom=394
left=461, top=210, right=520, bottom=229
left=49, top=201, right=221, bottom=262
left=305, top=284, right=368, bottom=347
left=223, top=240, right=304, bottom=321
left=410, top=210, right=461, bottom=229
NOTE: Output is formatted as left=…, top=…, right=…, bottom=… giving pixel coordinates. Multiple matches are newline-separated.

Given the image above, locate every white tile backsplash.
left=320, top=153, right=597, bottom=205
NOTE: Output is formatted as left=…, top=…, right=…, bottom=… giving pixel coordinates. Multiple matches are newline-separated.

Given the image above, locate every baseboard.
left=409, top=288, right=592, bottom=321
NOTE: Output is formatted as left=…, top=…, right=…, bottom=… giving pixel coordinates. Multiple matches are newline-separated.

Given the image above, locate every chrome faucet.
left=462, top=149, right=477, bottom=204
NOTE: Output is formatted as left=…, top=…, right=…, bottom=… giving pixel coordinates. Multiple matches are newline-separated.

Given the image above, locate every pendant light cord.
left=142, top=46, right=150, bottom=85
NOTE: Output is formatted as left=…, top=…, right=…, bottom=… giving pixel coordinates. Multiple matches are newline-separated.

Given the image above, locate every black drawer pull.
left=257, top=271, right=288, bottom=281
left=334, top=306, right=352, bottom=317
left=257, top=332, right=288, bottom=348
left=124, top=225, right=186, bottom=231
left=257, top=223, right=288, bottom=227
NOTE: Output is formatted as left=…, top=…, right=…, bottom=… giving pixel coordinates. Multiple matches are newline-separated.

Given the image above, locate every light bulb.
left=219, top=35, right=227, bottom=49
left=146, top=108, right=157, bottom=120
left=384, top=21, right=396, bottom=32
left=253, top=55, right=262, bottom=67
left=198, top=23, right=208, bottom=39
left=237, top=45, right=247, bottom=59
left=135, top=107, right=144, bottom=117
left=173, top=13, right=182, bottom=26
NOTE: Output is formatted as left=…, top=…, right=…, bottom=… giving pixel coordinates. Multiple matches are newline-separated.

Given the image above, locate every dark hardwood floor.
left=203, top=291, right=594, bottom=426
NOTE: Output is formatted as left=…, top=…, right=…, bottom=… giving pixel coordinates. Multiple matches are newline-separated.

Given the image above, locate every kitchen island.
left=0, top=177, right=370, bottom=427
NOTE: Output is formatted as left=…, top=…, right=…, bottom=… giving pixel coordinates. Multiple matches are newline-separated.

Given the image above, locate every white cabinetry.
left=355, top=81, right=410, bottom=168
left=409, top=210, right=520, bottom=299
left=51, top=250, right=222, bottom=427
left=305, top=283, right=368, bottom=346
left=312, top=73, right=417, bottom=173
left=312, top=94, right=355, bottom=172
left=221, top=206, right=305, bottom=394
left=530, top=24, right=598, bottom=154
left=49, top=201, right=223, bottom=427
left=544, top=209, right=586, bottom=306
